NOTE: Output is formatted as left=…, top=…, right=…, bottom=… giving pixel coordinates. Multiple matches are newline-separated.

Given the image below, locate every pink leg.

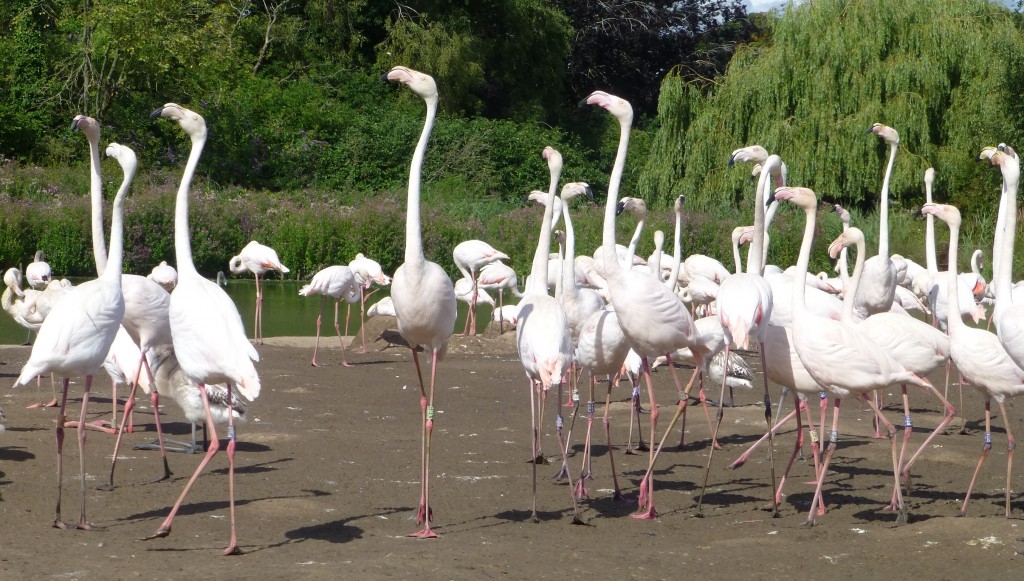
left=333, top=300, right=352, bottom=367
left=409, top=350, right=442, bottom=538
left=960, top=399, right=992, bottom=517
left=27, top=373, right=59, bottom=409
left=731, top=405, right=799, bottom=469
left=528, top=378, right=540, bottom=522
left=311, top=298, right=325, bottom=367
left=998, top=401, right=1014, bottom=518
left=573, top=375, right=596, bottom=499
left=72, top=375, right=96, bottom=530
left=52, top=378, right=71, bottom=528
left=807, top=399, right=841, bottom=526
left=862, top=393, right=906, bottom=523
left=253, top=273, right=263, bottom=344
left=223, top=384, right=240, bottom=555
left=774, top=393, right=807, bottom=506
left=602, top=375, right=626, bottom=502
left=894, top=380, right=956, bottom=505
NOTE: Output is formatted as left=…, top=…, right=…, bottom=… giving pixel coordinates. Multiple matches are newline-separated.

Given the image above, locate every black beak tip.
left=766, top=192, right=778, bottom=206
left=585, top=185, right=594, bottom=199
left=615, top=200, right=626, bottom=216
left=677, top=195, right=686, bottom=205
left=379, top=72, right=390, bottom=83
left=577, top=97, right=590, bottom=108
left=149, top=107, right=164, bottom=120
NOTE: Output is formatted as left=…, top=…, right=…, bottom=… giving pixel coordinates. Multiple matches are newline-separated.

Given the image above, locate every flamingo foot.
left=730, top=453, right=751, bottom=469
left=53, top=519, right=74, bottom=529
left=551, top=462, right=570, bottom=480
left=75, top=519, right=97, bottom=531
left=408, top=526, right=438, bottom=539
left=142, top=527, right=171, bottom=540
left=573, top=478, right=589, bottom=500
left=341, top=360, right=353, bottom=368
left=631, top=505, right=658, bottom=520
left=311, top=359, right=321, bottom=368
left=27, top=399, right=59, bottom=409
left=223, top=544, right=244, bottom=556
left=529, top=454, right=549, bottom=465
left=612, top=490, right=628, bottom=502
left=63, top=420, right=117, bottom=434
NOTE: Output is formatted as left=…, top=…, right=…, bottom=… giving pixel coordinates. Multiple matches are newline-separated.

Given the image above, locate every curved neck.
left=105, top=165, right=131, bottom=282
left=527, top=159, right=560, bottom=296
left=601, top=115, right=632, bottom=276
left=650, top=234, right=664, bottom=278
left=88, top=133, right=108, bottom=275
left=878, top=142, right=897, bottom=258
left=624, top=218, right=644, bottom=267
left=174, top=131, right=206, bottom=276
left=747, top=156, right=776, bottom=274
left=791, top=202, right=818, bottom=318
left=992, top=180, right=1010, bottom=291
left=731, top=233, right=744, bottom=275
left=405, top=96, right=437, bottom=267
left=561, top=201, right=580, bottom=301
left=837, top=218, right=850, bottom=282
left=840, top=236, right=866, bottom=322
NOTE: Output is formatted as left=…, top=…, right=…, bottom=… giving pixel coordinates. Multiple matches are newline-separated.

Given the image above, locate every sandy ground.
left=1, top=317, right=1023, bottom=579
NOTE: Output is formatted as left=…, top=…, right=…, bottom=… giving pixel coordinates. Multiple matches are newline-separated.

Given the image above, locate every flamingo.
left=515, top=145, right=578, bottom=522
left=453, top=239, right=508, bottom=336
left=855, top=123, right=900, bottom=317
left=983, top=145, right=1024, bottom=372
left=347, top=253, right=391, bottom=352
left=582, top=91, right=697, bottom=520
left=491, top=304, right=520, bottom=330
left=775, top=185, right=932, bottom=525
left=829, top=226, right=954, bottom=509
left=12, top=136, right=127, bottom=530
left=299, top=265, right=360, bottom=367
left=148, top=261, right=178, bottom=292
left=477, top=261, right=524, bottom=334
left=383, top=67, right=458, bottom=538
left=229, top=239, right=290, bottom=344
left=367, top=296, right=397, bottom=318
left=26, top=250, right=51, bottom=289
left=146, top=103, right=260, bottom=555
left=3, top=268, right=66, bottom=407
left=921, top=201, right=1024, bottom=518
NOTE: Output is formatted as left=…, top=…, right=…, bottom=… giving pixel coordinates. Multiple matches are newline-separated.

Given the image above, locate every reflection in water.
left=0, top=279, right=491, bottom=345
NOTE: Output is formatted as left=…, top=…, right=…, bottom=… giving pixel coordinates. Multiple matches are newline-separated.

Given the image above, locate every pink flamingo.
left=230, top=240, right=290, bottom=344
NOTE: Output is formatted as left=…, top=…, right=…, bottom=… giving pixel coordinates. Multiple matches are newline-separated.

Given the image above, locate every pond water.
left=0, top=278, right=496, bottom=345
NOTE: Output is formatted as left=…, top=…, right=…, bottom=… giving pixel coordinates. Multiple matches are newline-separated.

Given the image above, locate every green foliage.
left=641, top=0, right=1024, bottom=220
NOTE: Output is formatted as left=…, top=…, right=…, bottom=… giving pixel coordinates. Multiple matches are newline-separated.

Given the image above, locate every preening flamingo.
left=230, top=240, right=290, bottom=344
left=26, top=250, right=51, bottom=289
left=477, top=261, right=524, bottom=334
left=383, top=66, right=458, bottom=538
left=299, top=265, right=360, bottom=367
left=147, top=103, right=260, bottom=555
left=148, top=261, right=178, bottom=292
left=348, top=253, right=391, bottom=352
left=13, top=135, right=127, bottom=530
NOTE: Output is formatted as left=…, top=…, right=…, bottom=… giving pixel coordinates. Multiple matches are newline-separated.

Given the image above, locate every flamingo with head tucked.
left=230, top=240, right=290, bottom=344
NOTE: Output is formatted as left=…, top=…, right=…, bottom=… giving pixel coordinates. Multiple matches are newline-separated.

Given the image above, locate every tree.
left=639, top=0, right=1024, bottom=216
left=555, top=0, right=754, bottom=117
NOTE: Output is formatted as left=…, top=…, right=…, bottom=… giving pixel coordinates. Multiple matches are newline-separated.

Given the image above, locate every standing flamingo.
left=515, top=146, right=578, bottom=522
left=383, top=67, right=458, bottom=538
left=922, top=201, right=1024, bottom=518
left=453, top=239, right=508, bottom=335
left=230, top=240, right=290, bottom=344
left=148, top=261, right=178, bottom=292
left=347, top=253, right=391, bottom=352
left=984, top=145, right=1024, bottom=373
left=855, top=123, right=900, bottom=316
left=582, top=91, right=697, bottom=519
left=299, top=265, right=360, bottom=367
left=775, top=185, right=932, bottom=525
left=12, top=137, right=127, bottom=530
left=476, top=261, right=524, bottom=334
left=146, top=103, right=260, bottom=555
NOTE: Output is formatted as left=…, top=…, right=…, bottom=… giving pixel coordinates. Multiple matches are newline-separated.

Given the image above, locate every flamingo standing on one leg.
left=477, top=261, right=524, bottom=334
left=299, top=265, right=360, bottom=367
left=12, top=138, right=127, bottom=530
left=348, top=253, right=391, bottom=352
left=229, top=240, right=290, bottom=344
left=146, top=103, right=261, bottom=555
left=383, top=67, right=458, bottom=538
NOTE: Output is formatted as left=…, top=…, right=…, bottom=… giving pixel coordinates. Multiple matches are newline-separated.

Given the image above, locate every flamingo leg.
left=895, top=380, right=956, bottom=503
left=528, top=378, right=540, bottom=522
left=774, top=392, right=806, bottom=508
left=311, top=297, right=325, bottom=367
left=409, top=349, right=441, bottom=538
left=253, top=273, right=263, bottom=344
left=573, top=374, right=596, bottom=499
left=358, top=286, right=368, bottom=353
left=552, top=378, right=570, bottom=480
left=53, top=378, right=70, bottom=528
left=861, top=393, right=906, bottom=524
left=333, top=299, right=352, bottom=367
left=696, top=345, right=731, bottom=517
left=73, top=375, right=96, bottom=530
left=998, top=400, right=1014, bottom=518
left=223, top=383, right=240, bottom=555
left=602, top=374, right=626, bottom=502
left=959, top=398, right=992, bottom=517
left=807, top=398, right=841, bottom=526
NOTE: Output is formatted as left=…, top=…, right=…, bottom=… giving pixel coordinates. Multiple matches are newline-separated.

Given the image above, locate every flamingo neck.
left=105, top=165, right=131, bottom=283
left=878, top=142, right=897, bottom=258
left=925, top=178, right=938, bottom=273
left=88, top=133, right=108, bottom=275
left=992, top=179, right=1011, bottom=291
left=560, top=200, right=579, bottom=302
left=601, top=115, right=632, bottom=277
left=405, top=96, right=437, bottom=267
left=668, top=212, right=682, bottom=293
left=945, top=218, right=965, bottom=334
left=791, top=202, right=818, bottom=319
left=731, top=235, right=744, bottom=275
left=527, top=160, right=560, bottom=296
left=174, top=131, right=206, bottom=277
left=995, top=162, right=1020, bottom=314
left=840, top=235, right=866, bottom=322
left=624, top=218, right=644, bottom=267
left=747, top=156, right=777, bottom=274
left=837, top=219, right=850, bottom=283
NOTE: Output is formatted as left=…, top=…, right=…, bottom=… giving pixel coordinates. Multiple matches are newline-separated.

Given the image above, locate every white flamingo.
left=26, top=250, right=52, bottom=289
left=229, top=239, right=290, bottom=344
left=453, top=239, right=508, bottom=335
left=922, top=201, right=1024, bottom=518
left=515, top=145, right=578, bottom=522
left=583, top=91, right=697, bottom=520
left=12, top=136, right=127, bottom=530
left=983, top=145, right=1024, bottom=372
left=146, top=103, right=260, bottom=555
left=855, top=123, right=900, bottom=316
left=148, top=261, right=178, bottom=292
left=476, top=261, right=524, bottom=334
left=299, top=265, right=360, bottom=367
left=383, top=67, right=458, bottom=538
left=348, top=253, right=391, bottom=352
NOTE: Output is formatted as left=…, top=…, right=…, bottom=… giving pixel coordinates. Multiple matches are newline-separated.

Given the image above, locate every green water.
left=0, top=279, right=495, bottom=345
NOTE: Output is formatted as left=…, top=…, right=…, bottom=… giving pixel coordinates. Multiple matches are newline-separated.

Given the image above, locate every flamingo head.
left=560, top=182, right=592, bottom=204
left=71, top=115, right=100, bottom=142
left=615, top=196, right=647, bottom=219
left=770, top=186, right=817, bottom=209
left=728, top=145, right=768, bottom=167
left=867, top=122, right=899, bottom=145
left=382, top=66, right=438, bottom=102
left=580, top=91, right=633, bottom=124
left=674, top=195, right=685, bottom=213
left=542, top=146, right=563, bottom=174
left=827, top=227, right=865, bottom=260
left=919, top=203, right=961, bottom=227
left=151, top=103, right=207, bottom=140
left=105, top=142, right=138, bottom=178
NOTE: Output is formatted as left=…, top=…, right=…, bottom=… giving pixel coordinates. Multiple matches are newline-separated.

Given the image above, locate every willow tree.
left=639, top=0, right=1024, bottom=216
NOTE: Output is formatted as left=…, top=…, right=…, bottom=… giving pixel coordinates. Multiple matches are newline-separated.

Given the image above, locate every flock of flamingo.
left=1, top=65, right=1022, bottom=553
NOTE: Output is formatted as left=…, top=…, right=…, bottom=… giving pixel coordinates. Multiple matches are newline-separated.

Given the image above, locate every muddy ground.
left=0, top=318, right=1022, bottom=579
